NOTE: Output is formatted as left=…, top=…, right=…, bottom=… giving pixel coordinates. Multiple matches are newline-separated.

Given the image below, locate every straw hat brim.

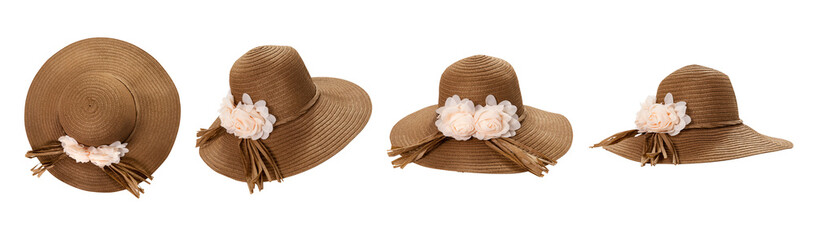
left=24, top=38, right=180, bottom=192
left=602, top=124, right=792, bottom=164
left=390, top=105, right=572, bottom=173
left=199, top=77, right=372, bottom=182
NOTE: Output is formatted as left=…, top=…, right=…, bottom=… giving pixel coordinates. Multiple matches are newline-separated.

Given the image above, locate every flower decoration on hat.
left=635, top=93, right=691, bottom=136
left=59, top=136, right=129, bottom=168
left=197, top=92, right=283, bottom=193
left=592, top=92, right=691, bottom=166
left=435, top=95, right=521, bottom=141
left=435, top=95, right=477, bottom=140
left=26, top=136, right=152, bottom=198
left=390, top=95, right=555, bottom=177
left=218, top=92, right=276, bottom=140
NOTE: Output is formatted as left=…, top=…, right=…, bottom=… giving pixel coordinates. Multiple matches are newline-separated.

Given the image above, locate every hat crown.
left=656, top=65, right=740, bottom=125
left=438, top=55, right=524, bottom=116
left=58, top=71, right=137, bottom=146
left=229, top=46, right=317, bottom=120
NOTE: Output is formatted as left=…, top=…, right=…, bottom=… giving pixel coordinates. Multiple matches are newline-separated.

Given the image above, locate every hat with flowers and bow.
left=196, top=45, right=372, bottom=193
left=388, top=55, right=573, bottom=177
left=24, top=38, right=181, bottom=198
left=592, top=65, right=793, bottom=165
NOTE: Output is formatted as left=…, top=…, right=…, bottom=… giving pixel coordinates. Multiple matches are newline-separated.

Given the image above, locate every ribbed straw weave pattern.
left=657, top=65, right=739, bottom=127
left=230, top=46, right=317, bottom=120
left=390, top=55, right=573, bottom=174
left=58, top=72, right=137, bottom=146
left=439, top=55, right=524, bottom=116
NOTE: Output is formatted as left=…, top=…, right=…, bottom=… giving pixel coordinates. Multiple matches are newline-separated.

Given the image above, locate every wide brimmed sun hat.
left=592, top=64, right=793, bottom=165
left=388, top=55, right=573, bottom=177
left=24, top=37, right=180, bottom=198
left=196, top=45, right=372, bottom=193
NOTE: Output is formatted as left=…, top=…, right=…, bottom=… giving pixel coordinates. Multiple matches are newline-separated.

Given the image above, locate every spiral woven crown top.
left=58, top=71, right=137, bottom=146
left=656, top=65, right=740, bottom=125
left=438, top=55, right=525, bottom=116
left=229, top=46, right=317, bottom=120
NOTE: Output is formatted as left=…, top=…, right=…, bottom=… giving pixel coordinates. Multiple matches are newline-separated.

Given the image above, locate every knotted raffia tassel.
left=485, top=137, right=556, bottom=177
left=388, top=132, right=446, bottom=168
left=25, top=143, right=64, bottom=177
left=640, top=133, right=679, bottom=166
left=590, top=129, right=639, bottom=148
left=102, top=158, right=153, bottom=198
left=196, top=124, right=225, bottom=147
left=240, top=139, right=283, bottom=193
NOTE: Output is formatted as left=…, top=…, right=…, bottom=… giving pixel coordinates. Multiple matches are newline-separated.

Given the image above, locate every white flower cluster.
left=435, top=95, right=521, bottom=141
left=59, top=135, right=129, bottom=168
left=635, top=93, right=692, bottom=136
left=219, top=92, right=276, bottom=140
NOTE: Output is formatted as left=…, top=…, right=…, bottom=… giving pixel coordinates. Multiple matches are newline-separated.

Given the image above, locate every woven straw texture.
left=390, top=55, right=573, bottom=174
left=198, top=46, right=372, bottom=182
left=25, top=38, right=180, bottom=192
left=603, top=65, right=792, bottom=163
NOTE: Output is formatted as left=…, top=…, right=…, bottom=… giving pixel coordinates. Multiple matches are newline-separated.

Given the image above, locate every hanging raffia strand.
left=25, top=143, right=65, bottom=177
left=197, top=121, right=285, bottom=193
left=240, top=139, right=284, bottom=193
left=640, top=133, right=679, bottom=166
left=196, top=122, right=225, bottom=147
left=592, top=130, right=679, bottom=166
left=590, top=129, right=639, bottom=148
left=103, top=158, right=153, bottom=198
left=485, top=137, right=555, bottom=177
left=388, top=132, right=446, bottom=169
left=388, top=133, right=556, bottom=176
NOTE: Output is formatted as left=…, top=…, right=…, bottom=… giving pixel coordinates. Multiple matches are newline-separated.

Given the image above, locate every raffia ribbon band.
left=388, top=115, right=557, bottom=177
left=195, top=90, right=319, bottom=193
left=25, top=143, right=153, bottom=198
left=685, top=119, right=743, bottom=129
left=591, top=119, right=743, bottom=165
left=271, top=89, right=321, bottom=126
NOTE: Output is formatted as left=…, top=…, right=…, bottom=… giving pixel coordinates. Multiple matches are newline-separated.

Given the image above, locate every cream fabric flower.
left=59, top=136, right=90, bottom=163
left=635, top=93, right=692, bottom=136
left=472, top=95, right=521, bottom=140
left=435, top=95, right=477, bottom=140
left=58, top=135, right=129, bottom=168
left=219, top=92, right=276, bottom=140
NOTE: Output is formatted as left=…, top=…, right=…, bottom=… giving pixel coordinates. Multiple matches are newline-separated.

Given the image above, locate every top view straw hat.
left=196, top=45, right=372, bottom=193
left=592, top=64, right=793, bottom=165
left=24, top=37, right=180, bottom=197
left=388, top=55, right=573, bottom=176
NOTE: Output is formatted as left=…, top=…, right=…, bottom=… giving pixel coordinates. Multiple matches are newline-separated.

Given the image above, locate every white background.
left=1, top=1, right=811, bottom=239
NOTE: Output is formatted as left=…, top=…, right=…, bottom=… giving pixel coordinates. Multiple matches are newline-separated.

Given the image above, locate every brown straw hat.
left=388, top=55, right=572, bottom=176
left=593, top=64, right=792, bottom=165
left=196, top=45, right=371, bottom=193
left=24, top=37, right=180, bottom=197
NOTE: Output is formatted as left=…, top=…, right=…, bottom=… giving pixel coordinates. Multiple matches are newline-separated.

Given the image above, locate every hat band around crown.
left=387, top=94, right=557, bottom=177
left=684, top=119, right=743, bottom=129
left=195, top=86, right=321, bottom=193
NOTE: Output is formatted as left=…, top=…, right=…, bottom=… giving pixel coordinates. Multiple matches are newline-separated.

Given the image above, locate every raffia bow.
left=591, top=130, right=679, bottom=166
left=388, top=133, right=557, bottom=177
left=25, top=143, right=154, bottom=198
left=197, top=122, right=283, bottom=193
